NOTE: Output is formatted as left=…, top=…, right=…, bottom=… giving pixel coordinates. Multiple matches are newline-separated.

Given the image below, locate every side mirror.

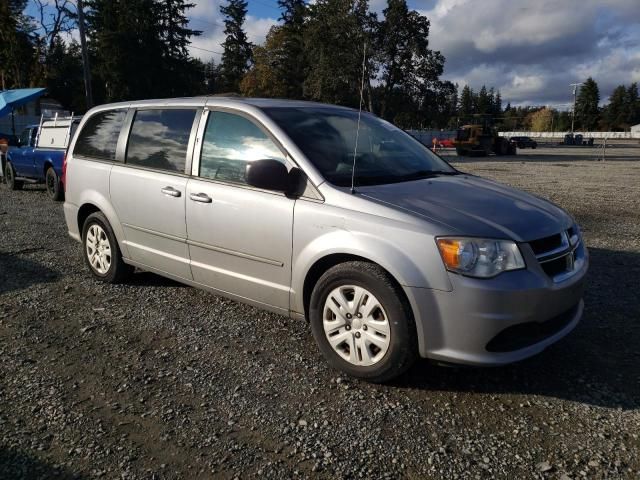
left=246, top=159, right=290, bottom=192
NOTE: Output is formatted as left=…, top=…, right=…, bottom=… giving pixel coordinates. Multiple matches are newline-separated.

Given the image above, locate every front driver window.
left=20, top=128, right=31, bottom=147
left=199, top=111, right=286, bottom=185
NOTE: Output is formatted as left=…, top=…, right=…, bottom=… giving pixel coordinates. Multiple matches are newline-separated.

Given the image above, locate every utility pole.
left=77, top=0, right=93, bottom=109
left=570, top=83, right=582, bottom=134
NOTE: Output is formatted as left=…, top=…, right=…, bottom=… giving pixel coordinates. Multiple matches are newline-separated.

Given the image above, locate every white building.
left=631, top=124, right=640, bottom=134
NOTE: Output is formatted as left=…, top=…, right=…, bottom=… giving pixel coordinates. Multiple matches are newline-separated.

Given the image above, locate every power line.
left=189, top=44, right=224, bottom=55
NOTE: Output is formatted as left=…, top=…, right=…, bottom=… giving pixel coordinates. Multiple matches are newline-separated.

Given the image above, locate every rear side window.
left=74, top=109, right=126, bottom=161
left=199, top=111, right=286, bottom=184
left=126, top=109, right=196, bottom=173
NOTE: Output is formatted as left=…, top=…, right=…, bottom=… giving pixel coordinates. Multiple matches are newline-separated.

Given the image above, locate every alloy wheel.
left=85, top=224, right=112, bottom=275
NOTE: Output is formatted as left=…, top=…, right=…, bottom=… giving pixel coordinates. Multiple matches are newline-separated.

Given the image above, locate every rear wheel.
left=45, top=167, right=63, bottom=201
left=309, top=261, right=418, bottom=383
left=82, top=212, right=133, bottom=283
left=4, top=161, right=23, bottom=190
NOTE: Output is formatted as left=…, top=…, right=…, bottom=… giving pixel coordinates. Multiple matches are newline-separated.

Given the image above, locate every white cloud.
left=418, top=0, right=640, bottom=105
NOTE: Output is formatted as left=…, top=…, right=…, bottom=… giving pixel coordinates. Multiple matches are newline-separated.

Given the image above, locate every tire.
left=5, top=161, right=23, bottom=190
left=82, top=212, right=133, bottom=283
left=45, top=167, right=63, bottom=201
left=309, top=261, right=418, bottom=383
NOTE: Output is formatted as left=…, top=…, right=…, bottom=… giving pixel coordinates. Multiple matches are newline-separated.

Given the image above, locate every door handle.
left=190, top=192, right=212, bottom=203
left=161, top=186, right=181, bottom=197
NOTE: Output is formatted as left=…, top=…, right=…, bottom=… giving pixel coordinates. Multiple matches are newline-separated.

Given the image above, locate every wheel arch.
left=43, top=160, right=54, bottom=178
left=301, top=252, right=432, bottom=360
left=77, top=202, right=102, bottom=235
left=301, top=253, right=415, bottom=324
left=75, top=196, right=130, bottom=259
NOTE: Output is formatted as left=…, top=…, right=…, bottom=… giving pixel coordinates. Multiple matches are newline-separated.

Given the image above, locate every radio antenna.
left=350, top=41, right=367, bottom=194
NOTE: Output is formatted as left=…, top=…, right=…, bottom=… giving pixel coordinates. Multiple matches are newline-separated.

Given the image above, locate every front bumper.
left=406, top=243, right=588, bottom=366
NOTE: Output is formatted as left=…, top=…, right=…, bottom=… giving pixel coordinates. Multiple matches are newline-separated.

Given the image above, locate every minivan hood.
left=359, top=174, right=572, bottom=242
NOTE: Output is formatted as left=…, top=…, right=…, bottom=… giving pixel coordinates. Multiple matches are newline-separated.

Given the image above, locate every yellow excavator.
left=453, top=124, right=517, bottom=156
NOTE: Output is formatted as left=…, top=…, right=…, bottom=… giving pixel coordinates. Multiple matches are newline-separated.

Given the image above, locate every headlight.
left=436, top=237, right=525, bottom=278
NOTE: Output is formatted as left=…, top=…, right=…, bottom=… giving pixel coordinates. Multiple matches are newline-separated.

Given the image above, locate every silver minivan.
left=63, top=97, right=588, bottom=382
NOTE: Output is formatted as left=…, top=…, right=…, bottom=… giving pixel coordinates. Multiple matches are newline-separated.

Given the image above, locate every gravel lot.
left=1, top=144, right=639, bottom=479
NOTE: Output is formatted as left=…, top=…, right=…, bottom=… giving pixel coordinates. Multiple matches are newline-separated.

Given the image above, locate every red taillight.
left=61, top=153, right=67, bottom=192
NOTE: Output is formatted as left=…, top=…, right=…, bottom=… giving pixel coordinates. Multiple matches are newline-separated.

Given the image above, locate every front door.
left=186, top=109, right=295, bottom=312
left=11, top=127, right=35, bottom=177
left=110, top=108, right=199, bottom=280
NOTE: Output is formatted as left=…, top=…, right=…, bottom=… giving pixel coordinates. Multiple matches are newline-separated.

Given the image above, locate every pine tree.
left=88, top=0, right=166, bottom=101
left=275, top=0, right=307, bottom=99
left=494, top=90, right=502, bottom=115
left=45, top=39, right=85, bottom=112
left=605, top=85, right=627, bottom=130
left=459, top=85, right=474, bottom=118
left=219, top=0, right=252, bottom=93
left=476, top=85, right=490, bottom=115
left=376, top=0, right=445, bottom=119
left=159, top=0, right=200, bottom=58
left=158, top=0, right=203, bottom=96
left=0, top=0, right=35, bottom=88
left=303, top=0, right=374, bottom=107
left=626, top=83, right=639, bottom=127
left=575, top=77, right=600, bottom=130
left=204, top=59, right=220, bottom=94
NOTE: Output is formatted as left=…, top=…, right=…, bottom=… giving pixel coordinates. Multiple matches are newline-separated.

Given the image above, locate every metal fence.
left=499, top=131, right=640, bottom=139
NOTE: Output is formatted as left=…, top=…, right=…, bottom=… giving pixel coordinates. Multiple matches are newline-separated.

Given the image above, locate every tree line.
left=499, top=78, right=640, bottom=132
left=2, top=0, right=639, bottom=132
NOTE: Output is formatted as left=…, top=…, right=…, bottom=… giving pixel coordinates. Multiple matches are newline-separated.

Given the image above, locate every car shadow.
left=397, top=247, right=640, bottom=411
left=0, top=446, right=84, bottom=479
left=0, top=252, right=59, bottom=295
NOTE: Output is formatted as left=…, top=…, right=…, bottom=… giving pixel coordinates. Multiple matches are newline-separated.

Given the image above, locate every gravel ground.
left=1, top=145, right=639, bottom=479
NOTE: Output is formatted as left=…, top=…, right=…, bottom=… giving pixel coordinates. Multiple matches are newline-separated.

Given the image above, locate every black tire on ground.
left=5, top=161, right=23, bottom=190
left=455, top=147, right=467, bottom=156
left=45, top=167, right=64, bottom=201
left=82, top=212, right=133, bottom=284
left=309, top=261, right=418, bottom=383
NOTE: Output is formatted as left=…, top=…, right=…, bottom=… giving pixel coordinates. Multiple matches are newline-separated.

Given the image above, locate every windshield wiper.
left=397, top=170, right=460, bottom=181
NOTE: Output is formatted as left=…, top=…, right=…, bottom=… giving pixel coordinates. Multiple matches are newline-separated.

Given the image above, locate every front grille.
left=529, top=233, right=563, bottom=256
left=486, top=303, right=579, bottom=352
left=528, top=227, right=580, bottom=281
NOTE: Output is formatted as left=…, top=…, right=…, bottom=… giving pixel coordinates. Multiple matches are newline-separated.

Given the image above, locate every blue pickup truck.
left=4, top=116, right=81, bottom=201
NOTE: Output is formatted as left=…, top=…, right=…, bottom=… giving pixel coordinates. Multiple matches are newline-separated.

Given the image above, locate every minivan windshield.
left=264, top=107, right=457, bottom=187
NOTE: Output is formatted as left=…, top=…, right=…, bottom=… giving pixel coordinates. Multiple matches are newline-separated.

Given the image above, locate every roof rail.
left=35, top=111, right=80, bottom=149
left=38, top=111, right=76, bottom=127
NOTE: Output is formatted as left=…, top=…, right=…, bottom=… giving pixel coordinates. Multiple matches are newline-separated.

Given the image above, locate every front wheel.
left=82, top=212, right=133, bottom=283
left=45, top=167, right=63, bottom=201
left=5, top=161, right=23, bottom=190
left=309, top=261, right=418, bottom=383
